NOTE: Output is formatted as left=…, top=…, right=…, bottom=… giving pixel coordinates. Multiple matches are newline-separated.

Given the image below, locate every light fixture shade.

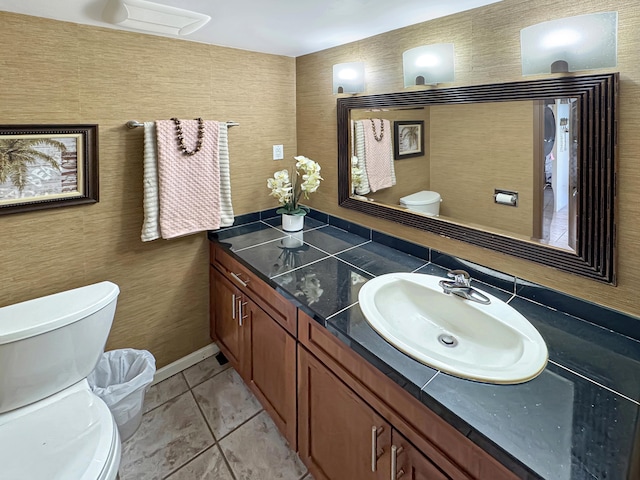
left=333, top=62, right=365, bottom=94
left=403, top=43, right=454, bottom=87
left=520, top=12, right=618, bottom=76
left=103, top=0, right=211, bottom=36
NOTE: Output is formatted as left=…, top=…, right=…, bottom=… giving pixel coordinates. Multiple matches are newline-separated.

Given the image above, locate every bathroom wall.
left=430, top=101, right=534, bottom=237
left=0, top=12, right=297, bottom=367
left=297, top=0, right=640, bottom=319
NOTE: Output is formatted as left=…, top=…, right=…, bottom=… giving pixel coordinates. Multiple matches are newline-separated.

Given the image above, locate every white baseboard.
left=152, top=343, right=220, bottom=385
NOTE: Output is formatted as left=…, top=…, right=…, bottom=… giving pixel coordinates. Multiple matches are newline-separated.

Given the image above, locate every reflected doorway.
left=534, top=99, right=577, bottom=251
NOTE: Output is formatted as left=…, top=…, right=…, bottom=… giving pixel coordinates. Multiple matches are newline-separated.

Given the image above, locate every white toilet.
left=0, top=282, right=122, bottom=480
left=400, top=190, right=442, bottom=216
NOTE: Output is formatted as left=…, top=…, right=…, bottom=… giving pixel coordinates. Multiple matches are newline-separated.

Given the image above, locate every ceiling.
left=0, top=0, right=502, bottom=57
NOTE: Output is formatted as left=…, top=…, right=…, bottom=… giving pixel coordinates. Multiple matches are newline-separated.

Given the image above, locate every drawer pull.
left=391, top=445, right=405, bottom=480
left=230, top=272, right=248, bottom=288
left=232, top=294, right=237, bottom=319
left=371, top=425, right=384, bottom=472
left=239, top=301, right=248, bottom=326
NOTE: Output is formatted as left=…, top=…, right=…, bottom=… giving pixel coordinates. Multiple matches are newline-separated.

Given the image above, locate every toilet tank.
left=0, top=282, right=119, bottom=413
left=400, top=190, right=441, bottom=216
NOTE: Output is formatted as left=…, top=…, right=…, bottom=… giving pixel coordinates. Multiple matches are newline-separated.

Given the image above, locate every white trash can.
left=88, top=349, right=156, bottom=441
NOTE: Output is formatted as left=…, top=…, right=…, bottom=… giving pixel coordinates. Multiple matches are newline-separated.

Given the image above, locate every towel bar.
left=126, top=120, right=239, bottom=129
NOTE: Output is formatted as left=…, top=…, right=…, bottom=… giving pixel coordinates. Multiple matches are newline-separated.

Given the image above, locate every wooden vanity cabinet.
left=209, top=244, right=297, bottom=448
left=210, top=241, right=519, bottom=480
left=298, top=347, right=450, bottom=480
left=298, top=347, right=391, bottom=480
left=297, top=309, right=519, bottom=480
left=210, top=267, right=243, bottom=367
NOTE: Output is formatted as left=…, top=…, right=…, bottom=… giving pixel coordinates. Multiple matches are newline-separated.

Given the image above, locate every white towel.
left=141, top=122, right=161, bottom=241
left=217, top=122, right=234, bottom=227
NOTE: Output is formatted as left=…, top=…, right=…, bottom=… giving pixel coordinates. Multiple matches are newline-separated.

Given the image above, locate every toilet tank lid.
left=400, top=190, right=441, bottom=205
left=0, top=282, right=119, bottom=345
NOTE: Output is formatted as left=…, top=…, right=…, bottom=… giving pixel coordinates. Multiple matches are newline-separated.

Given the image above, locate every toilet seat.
left=0, top=380, right=121, bottom=480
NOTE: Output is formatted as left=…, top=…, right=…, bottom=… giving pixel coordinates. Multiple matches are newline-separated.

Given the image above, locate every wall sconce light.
left=333, top=62, right=365, bottom=94
left=402, top=43, right=454, bottom=87
left=520, top=12, right=618, bottom=76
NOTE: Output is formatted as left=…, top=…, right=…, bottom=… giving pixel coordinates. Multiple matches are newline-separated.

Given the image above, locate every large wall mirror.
left=337, top=73, right=618, bottom=283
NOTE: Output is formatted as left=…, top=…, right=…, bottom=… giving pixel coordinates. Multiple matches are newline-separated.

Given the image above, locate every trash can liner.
left=88, top=348, right=156, bottom=441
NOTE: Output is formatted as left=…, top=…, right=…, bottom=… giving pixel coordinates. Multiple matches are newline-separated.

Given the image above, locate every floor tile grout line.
left=213, top=440, right=239, bottom=480
left=184, top=362, right=232, bottom=391
left=549, top=360, right=640, bottom=406
left=161, top=444, right=222, bottom=480
left=140, top=371, right=190, bottom=416
left=142, top=365, right=232, bottom=416
left=187, top=387, right=240, bottom=480
left=215, top=407, right=266, bottom=443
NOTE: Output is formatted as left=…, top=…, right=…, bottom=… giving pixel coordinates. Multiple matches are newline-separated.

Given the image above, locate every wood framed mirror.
left=337, top=73, right=618, bottom=283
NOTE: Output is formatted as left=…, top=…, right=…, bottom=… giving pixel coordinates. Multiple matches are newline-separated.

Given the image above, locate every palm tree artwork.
left=400, top=125, right=420, bottom=153
left=0, top=137, right=67, bottom=197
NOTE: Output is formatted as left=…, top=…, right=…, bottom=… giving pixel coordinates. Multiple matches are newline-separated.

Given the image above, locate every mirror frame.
left=337, top=73, right=618, bottom=284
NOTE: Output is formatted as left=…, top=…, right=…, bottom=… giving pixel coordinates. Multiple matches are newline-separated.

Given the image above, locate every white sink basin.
left=358, top=273, right=548, bottom=384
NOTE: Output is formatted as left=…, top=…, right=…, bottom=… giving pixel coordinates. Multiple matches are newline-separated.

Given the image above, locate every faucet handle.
left=448, top=269, right=470, bottom=287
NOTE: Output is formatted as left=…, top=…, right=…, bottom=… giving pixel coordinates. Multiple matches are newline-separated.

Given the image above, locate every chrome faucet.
left=438, top=270, right=491, bottom=305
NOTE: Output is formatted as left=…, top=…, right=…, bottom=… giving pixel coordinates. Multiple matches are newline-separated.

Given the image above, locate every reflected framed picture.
left=393, top=120, right=424, bottom=160
left=0, top=124, right=98, bottom=215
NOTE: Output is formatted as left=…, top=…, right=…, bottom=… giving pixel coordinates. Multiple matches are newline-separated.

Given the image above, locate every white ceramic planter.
left=282, top=214, right=305, bottom=232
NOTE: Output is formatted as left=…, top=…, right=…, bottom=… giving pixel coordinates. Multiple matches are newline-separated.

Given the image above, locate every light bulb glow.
left=541, top=28, right=582, bottom=49
left=521, top=12, right=618, bottom=75
left=415, top=54, right=440, bottom=67
left=338, top=68, right=358, bottom=80
left=333, top=62, right=365, bottom=94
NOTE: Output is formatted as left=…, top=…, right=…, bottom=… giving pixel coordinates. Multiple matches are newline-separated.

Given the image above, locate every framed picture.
left=393, top=120, right=424, bottom=160
left=0, top=124, right=98, bottom=215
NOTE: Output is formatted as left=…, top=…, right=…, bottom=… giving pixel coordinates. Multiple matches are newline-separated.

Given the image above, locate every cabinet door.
left=298, top=347, right=390, bottom=480
left=243, top=298, right=297, bottom=448
left=211, top=267, right=243, bottom=368
left=391, top=430, right=451, bottom=480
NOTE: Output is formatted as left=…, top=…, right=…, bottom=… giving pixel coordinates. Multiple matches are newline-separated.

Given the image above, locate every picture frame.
left=393, top=120, right=424, bottom=160
left=0, top=124, right=99, bottom=215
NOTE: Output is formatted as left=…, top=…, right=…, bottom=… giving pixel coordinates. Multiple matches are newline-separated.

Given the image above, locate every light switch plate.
left=273, top=144, right=284, bottom=160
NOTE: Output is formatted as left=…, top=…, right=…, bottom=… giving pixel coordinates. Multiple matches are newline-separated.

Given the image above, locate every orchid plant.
left=267, top=155, right=323, bottom=216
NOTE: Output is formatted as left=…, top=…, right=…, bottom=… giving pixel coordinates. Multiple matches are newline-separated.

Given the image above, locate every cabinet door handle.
left=230, top=272, right=248, bottom=288
left=391, top=445, right=404, bottom=480
left=232, top=294, right=237, bottom=319
left=239, top=301, right=248, bottom=326
left=371, top=425, right=384, bottom=472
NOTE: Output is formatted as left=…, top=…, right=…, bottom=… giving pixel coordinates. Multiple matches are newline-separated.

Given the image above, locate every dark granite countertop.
left=209, top=212, right=640, bottom=480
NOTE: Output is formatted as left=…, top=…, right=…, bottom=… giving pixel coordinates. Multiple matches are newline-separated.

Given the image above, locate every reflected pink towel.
left=156, top=119, right=221, bottom=239
left=362, top=119, right=395, bottom=192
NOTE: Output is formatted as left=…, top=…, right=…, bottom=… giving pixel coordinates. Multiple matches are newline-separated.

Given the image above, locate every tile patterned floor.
left=541, top=186, right=570, bottom=250
left=118, top=355, right=313, bottom=480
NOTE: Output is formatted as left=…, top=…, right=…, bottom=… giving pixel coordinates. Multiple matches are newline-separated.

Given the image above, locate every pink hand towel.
left=156, top=119, right=221, bottom=239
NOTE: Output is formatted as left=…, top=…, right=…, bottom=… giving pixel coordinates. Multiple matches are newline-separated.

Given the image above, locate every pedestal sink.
left=358, top=273, right=548, bottom=384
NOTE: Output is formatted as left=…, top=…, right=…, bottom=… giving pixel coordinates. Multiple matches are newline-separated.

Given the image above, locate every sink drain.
left=438, top=333, right=458, bottom=348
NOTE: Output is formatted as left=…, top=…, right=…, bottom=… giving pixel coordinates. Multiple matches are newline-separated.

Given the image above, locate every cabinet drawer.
left=211, top=242, right=297, bottom=335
